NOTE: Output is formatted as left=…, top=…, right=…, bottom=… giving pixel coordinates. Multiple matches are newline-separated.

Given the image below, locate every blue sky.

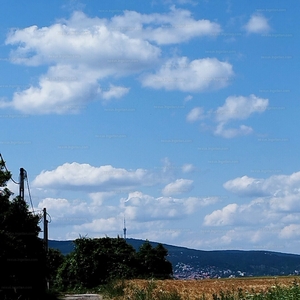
left=1, top=0, right=299, bottom=253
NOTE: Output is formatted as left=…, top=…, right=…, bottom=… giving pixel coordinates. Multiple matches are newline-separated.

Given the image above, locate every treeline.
left=50, top=237, right=173, bottom=290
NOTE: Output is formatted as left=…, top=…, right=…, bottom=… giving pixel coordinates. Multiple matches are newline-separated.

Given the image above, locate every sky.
left=0, top=0, right=299, bottom=254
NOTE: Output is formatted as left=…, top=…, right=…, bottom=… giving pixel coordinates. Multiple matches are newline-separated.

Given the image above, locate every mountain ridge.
left=48, top=239, right=300, bottom=279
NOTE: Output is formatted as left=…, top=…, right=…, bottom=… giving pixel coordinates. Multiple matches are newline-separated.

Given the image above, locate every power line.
left=25, top=171, right=35, bottom=214
left=0, top=153, right=19, bottom=184
left=0, top=153, right=35, bottom=214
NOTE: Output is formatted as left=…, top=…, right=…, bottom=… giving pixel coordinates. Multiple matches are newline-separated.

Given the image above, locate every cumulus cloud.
left=110, top=6, right=221, bottom=45
left=37, top=197, right=92, bottom=225
left=203, top=170, right=300, bottom=248
left=32, top=162, right=154, bottom=191
left=186, top=107, right=205, bottom=122
left=6, top=12, right=160, bottom=68
left=213, top=94, right=268, bottom=138
left=142, top=57, right=233, bottom=92
left=279, top=224, right=300, bottom=239
left=162, top=178, right=194, bottom=196
left=204, top=197, right=275, bottom=228
left=223, top=172, right=300, bottom=199
left=121, top=191, right=217, bottom=221
left=74, top=217, right=121, bottom=233
left=187, top=94, right=268, bottom=138
left=204, top=203, right=238, bottom=226
left=0, top=65, right=130, bottom=114
left=2, top=8, right=222, bottom=114
left=244, top=13, right=271, bottom=34
left=215, top=94, right=269, bottom=123
left=223, top=175, right=266, bottom=197
left=214, top=124, right=253, bottom=138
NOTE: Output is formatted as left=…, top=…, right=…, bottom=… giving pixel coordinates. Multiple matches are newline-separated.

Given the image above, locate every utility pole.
left=43, top=207, right=50, bottom=290
left=43, top=208, right=48, bottom=252
left=19, top=168, right=25, bottom=201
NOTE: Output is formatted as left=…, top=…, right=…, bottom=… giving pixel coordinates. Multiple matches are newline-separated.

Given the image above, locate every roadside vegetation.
left=98, top=278, right=300, bottom=300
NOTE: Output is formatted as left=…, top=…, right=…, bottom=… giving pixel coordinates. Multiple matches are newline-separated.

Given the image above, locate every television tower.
left=123, top=217, right=127, bottom=240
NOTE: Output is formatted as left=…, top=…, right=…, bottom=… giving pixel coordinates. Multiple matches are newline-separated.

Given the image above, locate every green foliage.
left=0, top=156, right=50, bottom=299
left=103, top=280, right=182, bottom=300
left=56, top=236, right=139, bottom=289
left=100, top=279, right=127, bottom=299
left=136, top=240, right=173, bottom=279
left=55, top=237, right=173, bottom=291
left=46, top=248, right=65, bottom=290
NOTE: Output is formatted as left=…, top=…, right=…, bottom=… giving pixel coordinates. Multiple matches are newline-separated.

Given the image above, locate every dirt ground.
left=62, top=294, right=102, bottom=300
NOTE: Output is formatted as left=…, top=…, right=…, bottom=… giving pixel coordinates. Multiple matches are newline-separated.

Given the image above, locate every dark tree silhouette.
left=137, top=240, right=173, bottom=279
left=0, top=156, right=47, bottom=299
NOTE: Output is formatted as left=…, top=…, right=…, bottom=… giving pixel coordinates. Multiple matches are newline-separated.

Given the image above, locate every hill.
left=48, top=239, right=300, bottom=279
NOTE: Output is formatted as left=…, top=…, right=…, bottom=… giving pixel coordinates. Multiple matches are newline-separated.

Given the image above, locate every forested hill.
left=48, top=239, right=300, bottom=279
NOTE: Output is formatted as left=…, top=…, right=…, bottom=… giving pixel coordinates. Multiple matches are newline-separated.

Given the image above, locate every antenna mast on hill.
left=123, top=217, right=127, bottom=240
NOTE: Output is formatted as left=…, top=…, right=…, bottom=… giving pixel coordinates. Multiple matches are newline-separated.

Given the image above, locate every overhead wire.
left=0, top=153, right=51, bottom=243
left=25, top=170, right=35, bottom=214
left=46, top=212, right=52, bottom=223
left=0, top=153, right=36, bottom=215
left=0, top=153, right=20, bottom=185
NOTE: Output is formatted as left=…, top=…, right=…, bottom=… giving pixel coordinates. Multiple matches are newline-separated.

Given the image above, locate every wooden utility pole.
left=19, top=168, right=25, bottom=201
left=43, top=208, right=48, bottom=252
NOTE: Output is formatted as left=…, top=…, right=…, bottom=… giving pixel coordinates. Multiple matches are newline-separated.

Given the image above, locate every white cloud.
left=162, top=178, right=194, bottom=196
left=6, top=12, right=161, bottom=68
left=214, top=123, right=253, bottom=138
left=88, top=192, right=116, bottom=206
left=184, top=196, right=218, bottom=214
left=244, top=13, right=271, bottom=34
left=213, top=94, right=268, bottom=138
left=141, top=57, right=234, bottom=92
left=110, top=6, right=221, bottom=45
left=74, top=217, right=121, bottom=234
left=203, top=171, right=300, bottom=247
left=184, top=95, right=193, bottom=103
left=1, top=65, right=131, bottom=114
left=34, top=187, right=218, bottom=243
left=223, top=175, right=266, bottom=197
left=203, top=197, right=273, bottom=228
left=187, top=94, right=268, bottom=138
left=223, top=172, right=300, bottom=199
left=279, top=224, right=300, bottom=239
left=36, top=197, right=92, bottom=225
left=204, top=203, right=238, bottom=226
left=121, top=191, right=217, bottom=222
left=182, top=163, right=195, bottom=173
left=32, top=162, right=154, bottom=191
left=2, top=8, right=222, bottom=114
left=215, top=94, right=268, bottom=123
left=3, top=11, right=160, bottom=114
left=186, top=107, right=205, bottom=122
left=102, top=85, right=130, bottom=102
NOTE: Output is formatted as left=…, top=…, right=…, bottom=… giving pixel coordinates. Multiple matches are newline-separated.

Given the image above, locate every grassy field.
left=101, top=276, right=300, bottom=299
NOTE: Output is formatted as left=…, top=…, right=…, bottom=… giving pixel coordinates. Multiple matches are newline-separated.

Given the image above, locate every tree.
left=56, top=236, right=138, bottom=289
left=46, top=248, right=64, bottom=290
left=136, top=240, right=173, bottom=279
left=0, top=156, right=47, bottom=299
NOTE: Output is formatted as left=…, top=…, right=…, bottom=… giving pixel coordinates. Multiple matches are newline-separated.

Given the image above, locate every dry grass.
left=118, top=276, right=300, bottom=300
